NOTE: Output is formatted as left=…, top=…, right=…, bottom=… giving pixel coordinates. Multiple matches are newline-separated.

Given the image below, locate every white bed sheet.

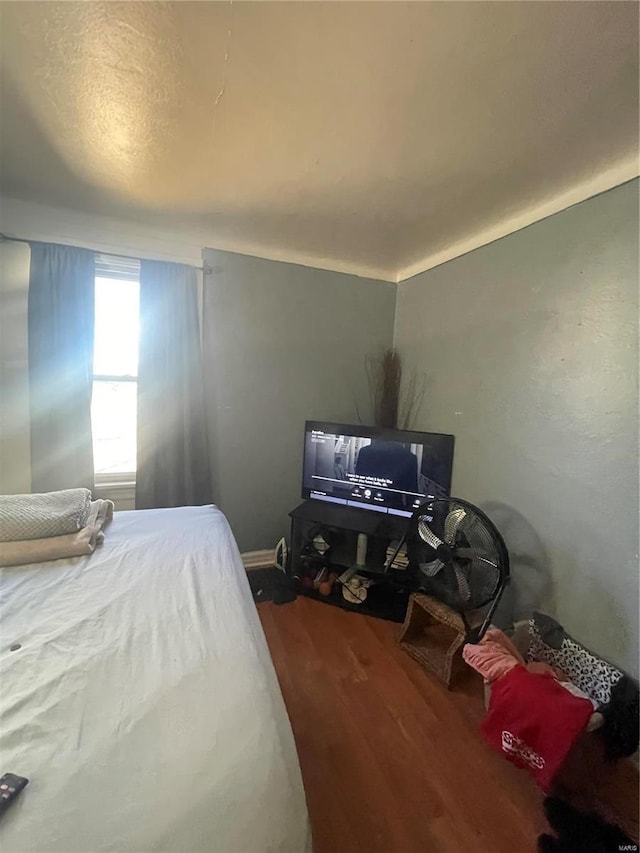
left=0, top=506, right=310, bottom=853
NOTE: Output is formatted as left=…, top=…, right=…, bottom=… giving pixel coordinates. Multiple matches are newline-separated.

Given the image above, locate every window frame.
left=92, top=254, right=141, bottom=486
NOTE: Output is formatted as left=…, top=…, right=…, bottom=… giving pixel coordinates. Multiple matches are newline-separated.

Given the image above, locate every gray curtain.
left=136, top=260, right=212, bottom=508
left=28, top=242, right=96, bottom=493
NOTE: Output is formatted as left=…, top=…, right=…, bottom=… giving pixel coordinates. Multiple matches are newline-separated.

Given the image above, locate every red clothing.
left=481, top=665, right=593, bottom=790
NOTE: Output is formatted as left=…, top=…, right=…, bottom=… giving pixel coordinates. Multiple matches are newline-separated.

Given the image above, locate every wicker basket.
left=399, top=593, right=482, bottom=689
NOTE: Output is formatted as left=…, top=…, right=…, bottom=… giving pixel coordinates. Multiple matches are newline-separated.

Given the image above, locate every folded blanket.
left=0, top=489, right=92, bottom=542
left=0, top=500, right=114, bottom=567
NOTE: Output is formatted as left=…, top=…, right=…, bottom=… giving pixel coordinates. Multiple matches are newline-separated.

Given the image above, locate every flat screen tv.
left=302, top=421, right=455, bottom=518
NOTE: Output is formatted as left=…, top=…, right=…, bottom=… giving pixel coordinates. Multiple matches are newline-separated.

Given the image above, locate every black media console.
left=288, top=500, right=414, bottom=622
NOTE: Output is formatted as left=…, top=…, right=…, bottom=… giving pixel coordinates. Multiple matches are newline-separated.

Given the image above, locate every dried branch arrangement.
left=364, top=347, right=426, bottom=430
left=365, top=348, right=401, bottom=428
left=398, top=366, right=427, bottom=431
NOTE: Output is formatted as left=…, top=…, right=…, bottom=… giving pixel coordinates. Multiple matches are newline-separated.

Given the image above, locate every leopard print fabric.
left=528, top=619, right=623, bottom=707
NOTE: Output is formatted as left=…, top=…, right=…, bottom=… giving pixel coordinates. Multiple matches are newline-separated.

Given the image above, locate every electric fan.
left=389, top=497, right=509, bottom=642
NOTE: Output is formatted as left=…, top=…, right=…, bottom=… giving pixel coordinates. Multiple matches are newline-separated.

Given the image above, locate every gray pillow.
left=528, top=612, right=623, bottom=707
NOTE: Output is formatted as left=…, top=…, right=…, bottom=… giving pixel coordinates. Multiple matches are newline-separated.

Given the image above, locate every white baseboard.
left=241, top=549, right=275, bottom=571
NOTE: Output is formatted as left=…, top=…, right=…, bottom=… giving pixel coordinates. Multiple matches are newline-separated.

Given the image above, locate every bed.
left=0, top=506, right=310, bottom=853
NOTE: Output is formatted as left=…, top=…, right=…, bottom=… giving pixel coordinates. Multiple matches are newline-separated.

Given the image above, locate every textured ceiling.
left=0, top=1, right=638, bottom=281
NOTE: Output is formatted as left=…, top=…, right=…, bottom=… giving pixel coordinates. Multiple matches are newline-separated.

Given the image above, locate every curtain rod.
left=0, top=233, right=212, bottom=275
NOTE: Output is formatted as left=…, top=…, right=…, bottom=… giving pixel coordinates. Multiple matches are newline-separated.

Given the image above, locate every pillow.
left=528, top=612, right=623, bottom=707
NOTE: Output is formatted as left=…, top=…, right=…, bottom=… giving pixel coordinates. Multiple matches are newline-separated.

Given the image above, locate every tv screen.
left=302, top=421, right=454, bottom=518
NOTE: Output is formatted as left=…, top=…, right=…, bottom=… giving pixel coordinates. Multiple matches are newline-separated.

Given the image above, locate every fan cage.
left=409, top=498, right=510, bottom=612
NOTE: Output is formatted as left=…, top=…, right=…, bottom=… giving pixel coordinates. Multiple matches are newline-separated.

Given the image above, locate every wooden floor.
left=258, top=596, right=638, bottom=853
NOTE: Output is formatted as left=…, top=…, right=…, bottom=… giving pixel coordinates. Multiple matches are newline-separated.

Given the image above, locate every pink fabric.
left=462, top=643, right=518, bottom=683
left=463, top=627, right=570, bottom=686
left=526, top=660, right=566, bottom=680
left=483, top=628, right=526, bottom=663
left=462, top=628, right=525, bottom=684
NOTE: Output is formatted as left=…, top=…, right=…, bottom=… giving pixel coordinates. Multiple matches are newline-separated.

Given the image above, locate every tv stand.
left=288, top=500, right=413, bottom=622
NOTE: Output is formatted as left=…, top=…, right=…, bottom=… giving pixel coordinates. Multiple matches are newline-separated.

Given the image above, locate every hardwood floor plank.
left=258, top=597, right=637, bottom=853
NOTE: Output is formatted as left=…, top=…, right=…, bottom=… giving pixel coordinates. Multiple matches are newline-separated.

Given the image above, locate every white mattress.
left=0, top=506, right=310, bottom=853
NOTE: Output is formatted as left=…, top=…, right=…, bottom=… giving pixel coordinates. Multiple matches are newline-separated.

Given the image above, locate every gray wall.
left=0, top=241, right=31, bottom=494
left=202, top=249, right=396, bottom=552
left=394, top=180, right=639, bottom=676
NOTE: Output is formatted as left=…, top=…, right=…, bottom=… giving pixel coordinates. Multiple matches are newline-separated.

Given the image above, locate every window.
left=91, top=255, right=140, bottom=481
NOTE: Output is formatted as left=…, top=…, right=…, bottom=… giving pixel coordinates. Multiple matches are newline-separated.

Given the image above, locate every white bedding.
left=0, top=506, right=310, bottom=853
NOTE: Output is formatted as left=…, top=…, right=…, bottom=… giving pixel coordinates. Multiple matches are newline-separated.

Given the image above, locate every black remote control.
left=0, top=774, right=29, bottom=816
